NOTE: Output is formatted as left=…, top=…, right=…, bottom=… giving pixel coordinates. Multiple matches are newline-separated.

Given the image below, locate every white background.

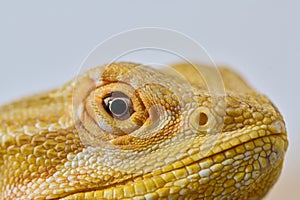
left=0, top=1, right=299, bottom=199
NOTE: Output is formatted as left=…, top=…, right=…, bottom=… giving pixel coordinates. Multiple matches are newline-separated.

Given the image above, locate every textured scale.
left=0, top=62, right=288, bottom=200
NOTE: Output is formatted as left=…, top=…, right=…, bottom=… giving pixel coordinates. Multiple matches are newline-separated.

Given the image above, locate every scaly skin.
left=0, top=62, right=288, bottom=200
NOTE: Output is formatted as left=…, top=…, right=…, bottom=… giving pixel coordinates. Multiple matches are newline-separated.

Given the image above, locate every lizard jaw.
left=58, top=131, right=287, bottom=200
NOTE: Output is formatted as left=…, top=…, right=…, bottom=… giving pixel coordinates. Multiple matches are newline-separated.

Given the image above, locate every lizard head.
left=0, top=62, right=288, bottom=199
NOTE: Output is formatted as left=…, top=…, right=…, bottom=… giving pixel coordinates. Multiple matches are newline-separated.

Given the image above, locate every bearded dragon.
left=0, top=62, right=288, bottom=199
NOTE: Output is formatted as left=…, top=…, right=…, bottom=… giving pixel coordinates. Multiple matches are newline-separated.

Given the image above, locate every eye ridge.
left=102, top=92, right=134, bottom=120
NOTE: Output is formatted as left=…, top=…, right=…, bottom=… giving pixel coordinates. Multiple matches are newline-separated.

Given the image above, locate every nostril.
left=199, top=112, right=208, bottom=126
left=189, top=106, right=215, bottom=134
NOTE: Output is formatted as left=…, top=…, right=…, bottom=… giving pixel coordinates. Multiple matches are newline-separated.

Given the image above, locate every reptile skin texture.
left=0, top=62, right=288, bottom=200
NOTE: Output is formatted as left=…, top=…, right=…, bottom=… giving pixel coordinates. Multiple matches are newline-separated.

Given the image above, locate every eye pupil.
left=102, top=92, right=134, bottom=120
left=110, top=98, right=128, bottom=116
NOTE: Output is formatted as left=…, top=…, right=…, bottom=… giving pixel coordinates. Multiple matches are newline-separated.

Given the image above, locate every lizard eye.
left=78, top=82, right=149, bottom=140
left=103, top=92, right=134, bottom=120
